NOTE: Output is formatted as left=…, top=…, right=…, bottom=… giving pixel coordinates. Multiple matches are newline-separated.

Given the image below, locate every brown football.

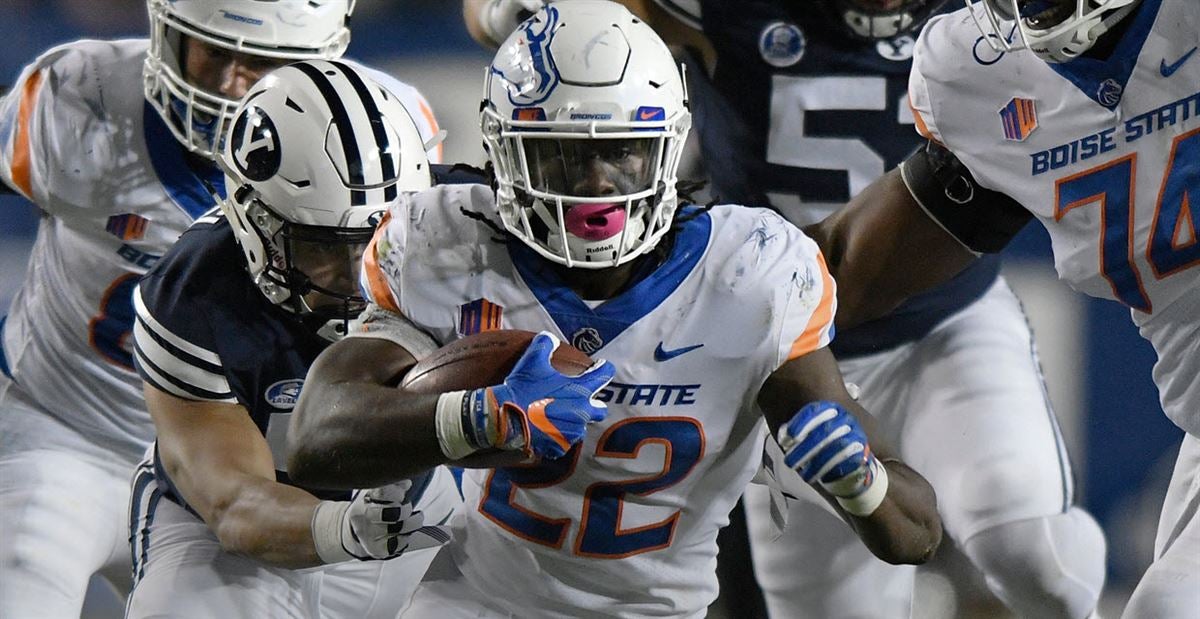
left=400, top=329, right=594, bottom=393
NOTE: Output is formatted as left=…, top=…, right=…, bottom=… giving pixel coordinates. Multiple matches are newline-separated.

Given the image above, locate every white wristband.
left=435, top=390, right=477, bottom=460
left=311, top=500, right=353, bottom=564
left=835, top=458, right=890, bottom=517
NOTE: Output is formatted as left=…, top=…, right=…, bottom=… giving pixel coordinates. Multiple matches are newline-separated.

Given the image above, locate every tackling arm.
left=759, top=347, right=942, bottom=565
left=807, top=139, right=1032, bottom=329
left=145, top=384, right=324, bottom=568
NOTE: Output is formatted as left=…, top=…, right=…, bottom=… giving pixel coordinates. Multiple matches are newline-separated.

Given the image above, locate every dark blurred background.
left=0, top=2, right=1182, bottom=617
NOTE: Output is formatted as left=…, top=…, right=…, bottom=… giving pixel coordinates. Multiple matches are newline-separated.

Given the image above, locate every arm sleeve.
left=900, top=141, right=1033, bottom=254
left=133, top=276, right=237, bottom=404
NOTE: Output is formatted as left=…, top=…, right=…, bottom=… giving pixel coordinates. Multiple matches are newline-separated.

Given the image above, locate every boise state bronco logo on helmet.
left=491, top=5, right=562, bottom=106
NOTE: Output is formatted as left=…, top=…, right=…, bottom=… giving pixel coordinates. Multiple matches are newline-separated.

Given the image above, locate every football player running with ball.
left=469, top=1, right=1108, bottom=617
left=288, top=3, right=941, bottom=617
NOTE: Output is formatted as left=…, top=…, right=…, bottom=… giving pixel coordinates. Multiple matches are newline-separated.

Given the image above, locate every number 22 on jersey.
left=479, top=417, right=704, bottom=558
left=1055, top=127, right=1200, bottom=312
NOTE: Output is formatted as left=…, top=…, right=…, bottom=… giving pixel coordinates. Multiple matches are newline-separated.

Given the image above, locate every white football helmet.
left=218, top=59, right=431, bottom=339
left=966, top=0, right=1140, bottom=63
left=481, top=0, right=692, bottom=269
left=144, top=0, right=355, bottom=158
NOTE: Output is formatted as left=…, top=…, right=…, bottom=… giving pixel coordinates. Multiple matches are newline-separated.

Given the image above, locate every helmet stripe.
left=331, top=61, right=399, bottom=202
left=291, top=61, right=368, bottom=206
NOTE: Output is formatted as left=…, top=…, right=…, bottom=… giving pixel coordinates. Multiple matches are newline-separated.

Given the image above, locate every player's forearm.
left=289, top=382, right=449, bottom=489
left=805, top=168, right=975, bottom=329
left=205, top=474, right=324, bottom=569
left=844, top=460, right=942, bottom=565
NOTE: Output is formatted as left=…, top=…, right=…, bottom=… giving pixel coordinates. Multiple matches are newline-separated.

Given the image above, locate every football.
left=400, top=329, right=594, bottom=393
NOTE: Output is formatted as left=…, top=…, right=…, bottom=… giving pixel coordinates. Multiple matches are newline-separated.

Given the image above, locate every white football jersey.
left=909, top=0, right=1200, bottom=436
left=357, top=184, right=835, bottom=618
left=0, top=39, right=442, bottom=460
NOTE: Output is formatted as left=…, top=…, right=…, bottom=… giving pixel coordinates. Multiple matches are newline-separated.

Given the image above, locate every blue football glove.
left=778, top=401, right=889, bottom=516
left=464, top=332, right=614, bottom=459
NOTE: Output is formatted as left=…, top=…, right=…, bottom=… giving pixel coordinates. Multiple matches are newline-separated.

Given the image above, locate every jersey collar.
left=142, top=101, right=226, bottom=220
left=1047, top=0, right=1163, bottom=110
left=509, top=209, right=712, bottom=354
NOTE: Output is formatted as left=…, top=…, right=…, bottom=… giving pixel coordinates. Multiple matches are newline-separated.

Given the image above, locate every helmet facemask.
left=484, top=110, right=688, bottom=269
left=225, top=186, right=373, bottom=340
left=966, top=0, right=1140, bottom=62
left=820, top=0, right=948, bottom=41
left=480, top=1, right=692, bottom=270
left=143, top=0, right=352, bottom=158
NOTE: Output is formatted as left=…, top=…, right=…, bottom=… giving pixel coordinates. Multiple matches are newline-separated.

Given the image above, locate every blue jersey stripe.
left=510, top=210, right=711, bottom=352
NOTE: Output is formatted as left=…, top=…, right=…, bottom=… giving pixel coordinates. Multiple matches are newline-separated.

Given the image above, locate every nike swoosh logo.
left=1161, top=47, right=1197, bottom=77
left=639, top=110, right=660, bottom=120
left=654, top=342, right=704, bottom=362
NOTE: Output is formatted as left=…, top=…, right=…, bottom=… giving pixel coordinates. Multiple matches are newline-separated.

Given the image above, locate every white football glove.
left=478, top=0, right=548, bottom=46
left=312, top=479, right=448, bottom=563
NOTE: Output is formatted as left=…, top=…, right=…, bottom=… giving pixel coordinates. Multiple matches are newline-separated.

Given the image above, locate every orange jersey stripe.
left=416, top=99, right=443, bottom=163
left=11, top=69, right=44, bottom=199
left=362, top=212, right=401, bottom=314
left=788, top=251, right=836, bottom=360
left=906, top=95, right=944, bottom=146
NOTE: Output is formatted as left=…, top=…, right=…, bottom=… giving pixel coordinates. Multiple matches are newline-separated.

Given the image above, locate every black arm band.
left=900, top=141, right=1032, bottom=254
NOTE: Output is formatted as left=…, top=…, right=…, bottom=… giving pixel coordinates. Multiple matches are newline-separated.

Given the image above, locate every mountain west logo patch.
left=458, top=298, right=504, bottom=336
left=999, top=97, right=1038, bottom=142
left=106, top=214, right=149, bottom=241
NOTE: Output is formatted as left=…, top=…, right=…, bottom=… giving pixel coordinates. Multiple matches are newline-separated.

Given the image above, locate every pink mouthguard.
left=564, top=203, right=626, bottom=241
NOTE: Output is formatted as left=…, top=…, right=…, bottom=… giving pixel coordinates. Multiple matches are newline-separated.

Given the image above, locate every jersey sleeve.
left=715, top=208, right=837, bottom=369
left=0, top=55, right=53, bottom=201
left=906, top=15, right=952, bottom=146
left=358, top=64, right=444, bottom=164
left=345, top=303, right=439, bottom=359
left=132, top=235, right=238, bottom=403
left=773, top=231, right=837, bottom=367
left=359, top=205, right=406, bottom=315
left=0, top=40, right=145, bottom=210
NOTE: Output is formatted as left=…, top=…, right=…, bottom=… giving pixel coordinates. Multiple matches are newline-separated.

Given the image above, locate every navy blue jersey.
left=681, top=0, right=1001, bottom=356
left=131, top=165, right=483, bottom=511
left=133, top=212, right=354, bottom=508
